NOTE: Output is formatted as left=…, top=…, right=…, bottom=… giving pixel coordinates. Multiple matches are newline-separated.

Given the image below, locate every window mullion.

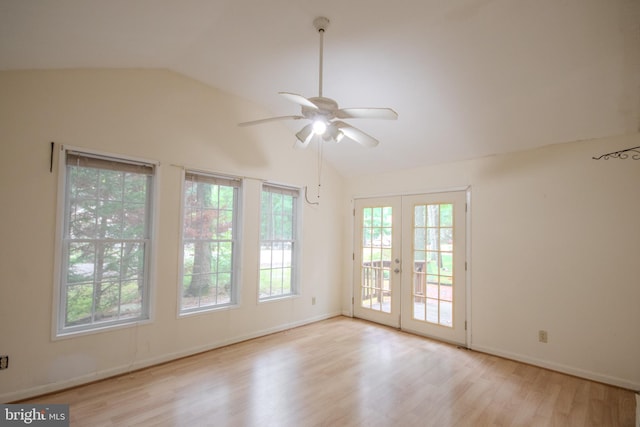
left=57, top=148, right=155, bottom=336
left=259, top=185, right=299, bottom=301
left=179, top=171, right=239, bottom=314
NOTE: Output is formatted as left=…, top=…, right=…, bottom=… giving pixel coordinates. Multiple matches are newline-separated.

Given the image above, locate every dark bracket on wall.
left=592, top=146, right=640, bottom=161
left=50, top=141, right=55, bottom=172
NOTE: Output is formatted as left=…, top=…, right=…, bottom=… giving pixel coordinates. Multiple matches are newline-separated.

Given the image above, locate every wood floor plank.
left=20, top=317, right=636, bottom=426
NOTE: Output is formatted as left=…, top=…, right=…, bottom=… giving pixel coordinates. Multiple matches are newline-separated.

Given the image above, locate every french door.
left=353, top=191, right=468, bottom=345
left=353, top=197, right=402, bottom=328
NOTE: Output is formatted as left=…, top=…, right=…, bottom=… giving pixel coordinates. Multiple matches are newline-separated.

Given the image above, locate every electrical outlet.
left=311, top=297, right=316, bottom=305
left=538, top=330, right=548, bottom=343
left=0, top=355, right=8, bottom=370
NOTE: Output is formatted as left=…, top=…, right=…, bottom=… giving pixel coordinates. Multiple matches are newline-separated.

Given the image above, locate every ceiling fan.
left=239, top=17, right=398, bottom=149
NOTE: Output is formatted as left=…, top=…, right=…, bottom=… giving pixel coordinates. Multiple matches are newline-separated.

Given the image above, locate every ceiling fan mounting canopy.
left=313, top=16, right=330, bottom=32
left=238, top=16, right=398, bottom=149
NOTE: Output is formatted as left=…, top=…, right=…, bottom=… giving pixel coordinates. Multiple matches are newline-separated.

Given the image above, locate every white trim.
left=294, top=185, right=303, bottom=298
left=470, top=343, right=640, bottom=391
left=352, top=189, right=471, bottom=345
left=51, top=145, right=159, bottom=339
left=3, top=312, right=341, bottom=403
left=62, top=144, right=160, bottom=167
left=178, top=303, right=241, bottom=318
left=257, top=182, right=302, bottom=302
left=401, top=326, right=466, bottom=347
left=170, top=163, right=263, bottom=183
left=176, top=167, right=187, bottom=318
left=262, top=182, right=300, bottom=197
left=465, top=187, right=472, bottom=348
left=233, top=177, right=244, bottom=309
left=346, top=198, right=355, bottom=318
left=353, top=185, right=471, bottom=201
left=261, top=179, right=304, bottom=193
left=52, top=318, right=154, bottom=341
left=51, top=144, right=67, bottom=341
left=184, top=170, right=242, bottom=187
left=257, top=294, right=302, bottom=304
left=147, top=161, right=160, bottom=327
left=351, top=196, right=403, bottom=328
left=176, top=168, right=243, bottom=316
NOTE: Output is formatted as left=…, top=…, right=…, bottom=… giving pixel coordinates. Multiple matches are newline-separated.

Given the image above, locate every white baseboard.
left=2, top=312, right=341, bottom=403
left=6, top=315, right=636, bottom=403
left=471, top=343, right=640, bottom=392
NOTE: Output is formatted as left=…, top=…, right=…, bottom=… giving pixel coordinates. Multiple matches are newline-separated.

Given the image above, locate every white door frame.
left=352, top=197, right=402, bottom=328
left=351, top=186, right=472, bottom=347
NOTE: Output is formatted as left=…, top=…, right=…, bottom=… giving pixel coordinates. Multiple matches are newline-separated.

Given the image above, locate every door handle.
left=394, top=268, right=400, bottom=273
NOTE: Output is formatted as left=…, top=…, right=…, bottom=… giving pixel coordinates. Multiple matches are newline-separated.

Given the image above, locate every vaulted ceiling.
left=1, top=0, right=638, bottom=176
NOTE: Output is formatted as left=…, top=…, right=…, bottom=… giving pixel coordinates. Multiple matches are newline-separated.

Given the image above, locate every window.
left=259, top=183, right=299, bottom=300
left=180, top=171, right=240, bottom=313
left=56, top=148, right=155, bottom=335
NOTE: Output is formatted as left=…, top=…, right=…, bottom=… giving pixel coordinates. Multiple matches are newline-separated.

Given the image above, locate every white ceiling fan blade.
left=279, top=92, right=319, bottom=109
left=238, top=115, right=304, bottom=127
left=334, top=121, right=380, bottom=148
left=336, top=108, right=398, bottom=120
left=294, top=124, right=314, bottom=149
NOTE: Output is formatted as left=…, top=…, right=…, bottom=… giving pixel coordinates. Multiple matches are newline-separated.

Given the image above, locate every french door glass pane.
left=360, top=206, right=392, bottom=313
left=413, top=203, right=455, bottom=327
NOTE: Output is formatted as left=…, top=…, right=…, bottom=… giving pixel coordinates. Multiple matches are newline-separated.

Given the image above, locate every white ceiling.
left=1, top=0, right=639, bottom=176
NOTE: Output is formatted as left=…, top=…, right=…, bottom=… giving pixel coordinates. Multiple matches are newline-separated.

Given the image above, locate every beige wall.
left=1, top=69, right=638, bottom=402
left=344, top=133, right=640, bottom=390
left=0, top=70, right=345, bottom=401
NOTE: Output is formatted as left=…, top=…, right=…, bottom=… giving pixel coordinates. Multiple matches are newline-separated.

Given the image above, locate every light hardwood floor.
left=22, top=316, right=636, bottom=426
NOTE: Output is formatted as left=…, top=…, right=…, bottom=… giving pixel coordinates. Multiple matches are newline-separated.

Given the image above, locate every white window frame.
left=178, top=170, right=241, bottom=315
left=259, top=183, right=301, bottom=301
left=52, top=146, right=158, bottom=338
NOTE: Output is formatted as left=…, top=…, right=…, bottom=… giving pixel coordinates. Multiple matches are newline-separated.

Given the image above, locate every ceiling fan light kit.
left=239, top=16, right=398, bottom=149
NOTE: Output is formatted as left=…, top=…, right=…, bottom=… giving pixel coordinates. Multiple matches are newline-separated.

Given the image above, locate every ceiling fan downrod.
left=237, top=15, right=396, bottom=149
left=313, top=17, right=330, bottom=98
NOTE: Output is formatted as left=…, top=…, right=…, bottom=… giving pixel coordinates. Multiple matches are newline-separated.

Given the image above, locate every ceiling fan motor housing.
left=302, top=96, right=339, bottom=122
left=238, top=15, right=395, bottom=149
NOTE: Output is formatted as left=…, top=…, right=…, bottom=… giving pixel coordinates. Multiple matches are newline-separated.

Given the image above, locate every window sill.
left=178, top=303, right=240, bottom=318
left=53, top=317, right=153, bottom=341
left=258, top=294, right=300, bottom=304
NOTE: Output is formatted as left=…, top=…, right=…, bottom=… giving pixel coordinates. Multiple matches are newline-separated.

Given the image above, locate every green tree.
left=66, top=167, right=148, bottom=325
left=182, top=181, right=235, bottom=301
left=184, top=182, right=213, bottom=297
